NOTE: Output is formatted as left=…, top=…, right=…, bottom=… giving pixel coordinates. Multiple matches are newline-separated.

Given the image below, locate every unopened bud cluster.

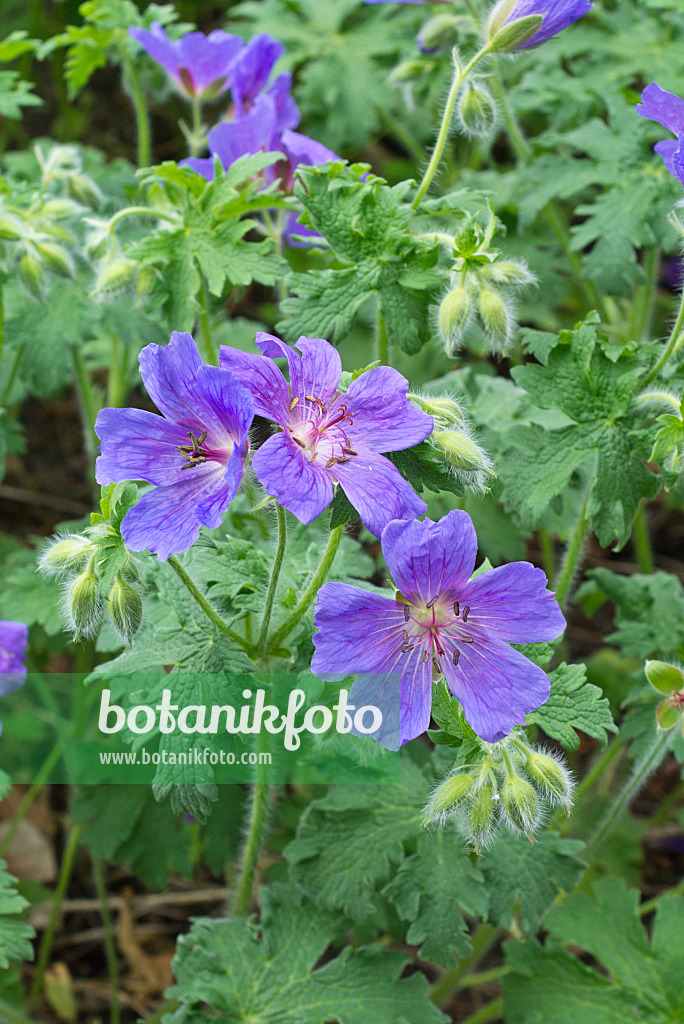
left=409, top=392, right=494, bottom=493
left=423, top=731, right=573, bottom=852
left=436, top=214, right=535, bottom=356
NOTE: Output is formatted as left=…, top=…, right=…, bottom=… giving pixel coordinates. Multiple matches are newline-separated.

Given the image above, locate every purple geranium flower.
left=0, top=621, right=28, bottom=731
left=636, top=83, right=684, bottom=189
left=230, top=34, right=286, bottom=117
left=95, top=332, right=254, bottom=561
left=129, top=22, right=243, bottom=99
left=312, top=511, right=565, bottom=748
left=220, top=333, right=433, bottom=537
left=488, top=0, right=593, bottom=48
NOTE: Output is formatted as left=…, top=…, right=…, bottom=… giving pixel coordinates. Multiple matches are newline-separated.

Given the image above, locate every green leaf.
left=581, top=568, right=684, bottom=659
left=278, top=164, right=443, bottom=353
left=388, top=442, right=465, bottom=499
left=503, top=879, right=684, bottom=1023
left=383, top=831, right=487, bottom=966
left=526, top=662, right=616, bottom=750
left=481, top=830, right=585, bottom=932
left=501, top=316, right=660, bottom=547
left=166, top=882, right=447, bottom=1024
left=0, top=860, right=34, bottom=969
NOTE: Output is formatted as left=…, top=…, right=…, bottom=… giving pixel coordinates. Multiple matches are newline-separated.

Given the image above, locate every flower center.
left=667, top=689, right=684, bottom=711
left=176, top=430, right=228, bottom=471
left=398, top=596, right=474, bottom=673
left=288, top=394, right=358, bottom=469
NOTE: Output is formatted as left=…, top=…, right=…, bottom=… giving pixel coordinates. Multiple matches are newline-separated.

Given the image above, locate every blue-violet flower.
left=128, top=22, right=243, bottom=99
left=637, top=83, right=684, bottom=189
left=0, top=621, right=28, bottom=731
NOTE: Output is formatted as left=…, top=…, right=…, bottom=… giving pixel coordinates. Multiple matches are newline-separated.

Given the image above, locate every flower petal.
left=637, top=82, right=684, bottom=137
left=255, top=333, right=342, bottom=408
left=0, top=621, right=28, bottom=693
left=442, top=633, right=550, bottom=743
left=462, top=561, right=565, bottom=644
left=344, top=366, right=433, bottom=453
left=137, top=331, right=204, bottom=425
left=311, top=582, right=408, bottom=677
left=333, top=452, right=426, bottom=539
left=129, top=23, right=181, bottom=82
left=219, top=343, right=292, bottom=424
left=95, top=407, right=190, bottom=487
left=252, top=432, right=333, bottom=523
left=348, top=648, right=432, bottom=750
left=381, top=509, right=477, bottom=604
left=231, top=33, right=284, bottom=114
left=194, top=365, right=254, bottom=449
left=207, top=94, right=279, bottom=168
left=177, top=30, right=242, bottom=94
left=195, top=447, right=247, bottom=529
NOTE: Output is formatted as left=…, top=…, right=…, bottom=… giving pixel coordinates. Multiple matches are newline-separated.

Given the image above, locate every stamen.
left=454, top=601, right=460, bottom=617
left=453, top=649, right=459, bottom=666
left=426, top=596, right=438, bottom=609
left=290, top=396, right=299, bottom=410
left=308, top=452, right=318, bottom=463
left=403, top=630, right=409, bottom=643
left=324, top=457, right=337, bottom=468
left=342, top=446, right=357, bottom=456
left=421, top=649, right=429, bottom=663
left=336, top=456, right=351, bottom=464
left=293, top=437, right=307, bottom=449
left=401, top=644, right=415, bottom=653
left=433, top=656, right=442, bottom=672
left=462, top=637, right=474, bottom=644
left=463, top=606, right=470, bottom=623
left=404, top=606, right=410, bottom=622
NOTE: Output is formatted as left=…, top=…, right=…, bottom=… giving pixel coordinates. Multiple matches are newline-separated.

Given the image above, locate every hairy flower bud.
left=93, top=258, right=138, bottom=296
left=67, top=174, right=102, bottom=210
left=525, top=750, right=573, bottom=808
left=478, top=286, right=512, bottom=352
left=36, top=241, right=74, bottom=278
left=417, top=13, right=460, bottom=54
left=425, top=772, right=476, bottom=824
left=501, top=773, right=540, bottom=834
left=65, top=567, right=102, bottom=639
left=408, top=393, right=465, bottom=427
left=0, top=215, right=24, bottom=241
left=439, top=285, right=472, bottom=352
left=39, top=534, right=94, bottom=577
left=458, top=83, right=497, bottom=138
left=467, top=783, right=496, bottom=853
left=431, top=429, right=492, bottom=475
left=40, top=198, right=82, bottom=220
left=107, top=575, right=143, bottom=644
left=481, top=259, right=536, bottom=288
left=488, top=13, right=544, bottom=52
left=390, top=58, right=429, bottom=84
left=19, top=251, right=45, bottom=298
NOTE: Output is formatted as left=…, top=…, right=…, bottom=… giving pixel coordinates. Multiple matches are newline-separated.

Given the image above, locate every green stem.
left=69, top=344, right=100, bottom=494
left=643, top=285, right=684, bottom=385
left=429, top=924, right=498, bottom=1005
left=459, top=965, right=510, bottom=989
left=632, top=248, right=660, bottom=343
left=231, top=767, right=271, bottom=916
left=190, top=96, right=204, bottom=158
left=106, top=332, right=127, bottom=408
left=632, top=502, right=655, bottom=574
left=412, top=47, right=491, bottom=210
left=123, top=56, right=151, bottom=168
left=268, top=526, right=344, bottom=653
left=377, top=305, right=390, bottom=366
left=107, top=206, right=178, bottom=231
left=0, top=743, right=63, bottom=859
left=166, top=554, right=251, bottom=653
left=92, top=860, right=120, bottom=1024
left=27, top=824, right=84, bottom=1012
left=0, top=341, right=27, bottom=408
left=553, top=494, right=590, bottom=611
left=459, top=997, right=504, bottom=1024
left=198, top=274, right=218, bottom=364
left=585, top=729, right=672, bottom=854
left=571, top=736, right=622, bottom=804
left=257, top=505, right=287, bottom=651
left=538, top=527, right=555, bottom=582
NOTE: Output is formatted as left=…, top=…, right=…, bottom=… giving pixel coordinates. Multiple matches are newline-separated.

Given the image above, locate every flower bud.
left=425, top=772, right=476, bottom=823
left=458, top=83, right=497, bottom=138
left=525, top=750, right=572, bottom=808
left=41, top=198, right=82, bottom=220
left=481, top=260, right=535, bottom=288
left=93, top=258, right=138, bottom=296
left=107, top=575, right=143, bottom=644
left=36, top=241, right=74, bottom=278
left=67, top=174, right=102, bottom=210
left=478, top=286, right=512, bottom=352
left=488, top=13, right=544, bottom=52
left=467, top=783, right=496, bottom=853
left=408, top=393, right=465, bottom=427
left=417, top=14, right=460, bottom=54
left=39, top=534, right=94, bottom=577
left=439, top=285, right=472, bottom=352
left=501, top=773, right=539, bottom=834
left=431, top=429, right=492, bottom=475
left=0, top=215, right=24, bottom=241
left=390, top=59, right=429, bottom=84
left=19, top=251, right=45, bottom=298
left=65, top=567, right=102, bottom=639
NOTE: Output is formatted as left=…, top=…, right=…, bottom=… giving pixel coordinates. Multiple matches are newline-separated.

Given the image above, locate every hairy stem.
left=553, top=494, right=590, bottom=611
left=585, top=729, right=672, bottom=854
left=231, top=770, right=271, bottom=916
left=632, top=502, right=655, bottom=574
left=167, top=554, right=251, bottom=653
left=377, top=305, right=390, bottom=366
left=632, top=248, right=660, bottom=343
left=257, top=504, right=288, bottom=650
left=429, top=924, right=499, bottom=1005
left=0, top=341, right=27, bottom=408
left=198, top=273, right=218, bottom=364
left=412, top=47, right=491, bottom=210
left=643, top=283, right=684, bottom=384
left=268, top=525, right=344, bottom=653
left=93, top=860, right=120, bottom=1024
left=28, top=824, right=84, bottom=1011
left=122, top=57, right=151, bottom=169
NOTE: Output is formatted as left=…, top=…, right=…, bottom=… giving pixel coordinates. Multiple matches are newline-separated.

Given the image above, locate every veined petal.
left=176, top=30, right=242, bottom=94
left=231, top=33, right=284, bottom=114
left=129, top=23, right=181, bottom=81
left=442, top=633, right=550, bottom=743
left=461, top=561, right=565, bottom=644
left=655, top=139, right=680, bottom=178
left=95, top=407, right=191, bottom=487
left=195, top=446, right=247, bottom=529
left=637, top=82, right=684, bottom=137
left=348, top=647, right=432, bottom=750
left=219, top=344, right=292, bottom=424
left=381, top=510, right=477, bottom=604
left=344, top=366, right=433, bottom=453
left=252, top=432, right=333, bottom=524
left=0, top=621, right=28, bottom=694
left=207, top=94, right=279, bottom=168
left=311, top=582, right=408, bottom=677
left=255, top=332, right=341, bottom=407
left=333, top=452, right=426, bottom=539
left=138, top=331, right=204, bottom=426
left=194, top=365, right=254, bottom=450
left=267, top=73, right=300, bottom=133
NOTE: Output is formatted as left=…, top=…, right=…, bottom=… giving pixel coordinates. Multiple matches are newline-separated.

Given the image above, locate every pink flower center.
left=287, top=394, right=359, bottom=469
left=176, top=430, right=231, bottom=471
left=399, top=597, right=475, bottom=673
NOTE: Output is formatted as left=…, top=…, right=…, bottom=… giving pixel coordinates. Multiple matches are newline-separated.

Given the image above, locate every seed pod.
left=108, top=575, right=143, bottom=644
left=431, top=429, right=490, bottom=473
left=41, top=198, right=82, bottom=220
left=39, top=534, right=93, bottom=577
left=36, top=241, right=74, bottom=278
left=0, top=216, right=24, bottom=241
left=478, top=286, right=512, bottom=352
left=65, top=568, right=102, bottom=639
left=481, top=260, right=536, bottom=288
left=19, top=251, right=45, bottom=299
left=408, top=393, right=465, bottom=428
left=501, top=773, right=540, bottom=834
left=524, top=751, right=573, bottom=808
left=439, top=285, right=472, bottom=352
left=645, top=660, right=684, bottom=695
left=467, top=783, right=496, bottom=853
left=458, top=83, right=497, bottom=138
left=417, top=13, right=460, bottom=54
left=427, top=772, right=477, bottom=823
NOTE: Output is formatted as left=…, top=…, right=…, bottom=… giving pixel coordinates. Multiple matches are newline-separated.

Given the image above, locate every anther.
left=342, top=446, right=357, bottom=456
left=462, top=637, right=474, bottom=644
left=293, top=437, right=307, bottom=449
left=421, top=649, right=429, bottom=663
left=336, top=456, right=351, bottom=463
left=463, top=606, right=470, bottom=623
left=401, top=644, right=415, bottom=653
left=324, top=457, right=337, bottom=468
left=453, top=649, right=459, bottom=666
left=403, top=630, right=409, bottom=643
left=308, top=453, right=318, bottom=463
left=426, top=596, right=438, bottom=609
left=454, top=601, right=460, bottom=616
left=404, top=606, right=410, bottom=622
left=290, top=396, right=299, bottom=410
